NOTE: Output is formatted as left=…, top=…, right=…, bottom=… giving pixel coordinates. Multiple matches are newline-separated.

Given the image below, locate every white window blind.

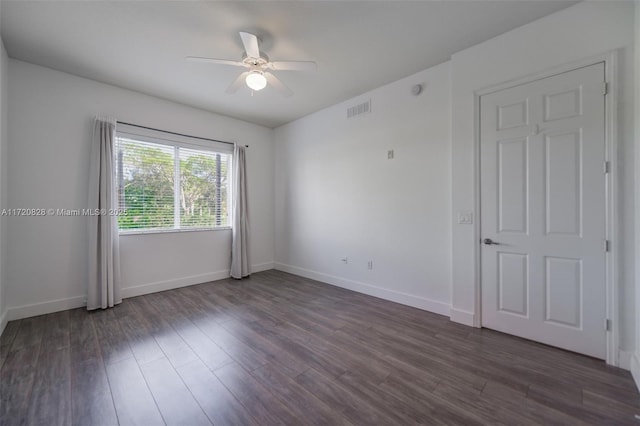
left=115, top=131, right=232, bottom=233
left=178, top=147, right=231, bottom=229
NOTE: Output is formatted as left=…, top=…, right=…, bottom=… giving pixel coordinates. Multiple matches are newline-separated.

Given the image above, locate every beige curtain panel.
left=87, top=117, right=122, bottom=309
left=230, top=144, right=250, bottom=279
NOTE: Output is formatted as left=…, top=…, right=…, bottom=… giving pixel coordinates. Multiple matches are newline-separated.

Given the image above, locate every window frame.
left=115, top=126, right=233, bottom=235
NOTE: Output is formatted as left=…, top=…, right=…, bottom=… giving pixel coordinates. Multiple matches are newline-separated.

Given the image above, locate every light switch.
left=457, top=211, right=473, bottom=225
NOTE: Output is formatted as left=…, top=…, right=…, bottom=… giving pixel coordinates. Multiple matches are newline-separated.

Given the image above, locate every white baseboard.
left=274, top=262, right=451, bottom=317
left=631, top=352, right=640, bottom=392
left=619, top=350, right=632, bottom=371
left=6, top=295, right=86, bottom=321
left=0, top=309, right=7, bottom=336
left=450, top=308, right=478, bottom=327
left=121, top=270, right=231, bottom=299
left=251, top=262, right=275, bottom=273
left=122, top=262, right=274, bottom=298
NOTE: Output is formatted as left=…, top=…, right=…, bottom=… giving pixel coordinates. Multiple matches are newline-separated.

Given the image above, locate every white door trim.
left=472, top=51, right=619, bottom=366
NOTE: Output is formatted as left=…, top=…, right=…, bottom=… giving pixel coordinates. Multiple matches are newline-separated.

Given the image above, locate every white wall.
left=0, top=17, right=8, bottom=331
left=6, top=60, right=274, bottom=319
left=450, top=1, right=636, bottom=358
left=633, top=0, right=640, bottom=388
left=274, top=62, right=452, bottom=315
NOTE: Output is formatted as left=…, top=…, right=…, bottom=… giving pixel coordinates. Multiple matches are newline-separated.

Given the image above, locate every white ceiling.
left=1, top=1, right=577, bottom=128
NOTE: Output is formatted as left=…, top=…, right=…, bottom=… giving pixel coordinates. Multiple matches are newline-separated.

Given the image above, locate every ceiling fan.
left=186, top=32, right=316, bottom=97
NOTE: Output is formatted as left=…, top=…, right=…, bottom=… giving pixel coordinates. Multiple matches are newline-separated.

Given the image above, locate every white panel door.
left=480, top=63, right=606, bottom=359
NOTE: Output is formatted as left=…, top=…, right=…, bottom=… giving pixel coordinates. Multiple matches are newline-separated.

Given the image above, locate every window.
left=115, top=129, right=232, bottom=233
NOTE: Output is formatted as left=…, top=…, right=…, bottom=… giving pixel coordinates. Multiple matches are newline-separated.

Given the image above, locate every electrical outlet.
left=341, top=257, right=348, bottom=264
left=367, top=260, right=373, bottom=270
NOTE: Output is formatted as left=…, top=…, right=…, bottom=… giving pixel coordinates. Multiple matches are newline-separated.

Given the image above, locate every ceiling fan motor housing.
left=241, top=52, right=270, bottom=69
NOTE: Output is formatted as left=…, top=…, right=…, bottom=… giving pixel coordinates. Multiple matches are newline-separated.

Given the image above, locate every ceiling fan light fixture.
left=188, top=31, right=312, bottom=96
left=246, top=71, right=267, bottom=91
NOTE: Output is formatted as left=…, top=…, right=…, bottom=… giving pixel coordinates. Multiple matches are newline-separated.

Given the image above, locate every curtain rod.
left=116, top=121, right=248, bottom=148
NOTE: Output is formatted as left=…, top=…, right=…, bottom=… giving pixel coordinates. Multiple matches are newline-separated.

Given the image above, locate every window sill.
left=119, top=226, right=231, bottom=236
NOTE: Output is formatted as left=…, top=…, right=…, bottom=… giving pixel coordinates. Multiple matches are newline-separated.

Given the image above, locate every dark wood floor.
left=1, top=270, right=638, bottom=425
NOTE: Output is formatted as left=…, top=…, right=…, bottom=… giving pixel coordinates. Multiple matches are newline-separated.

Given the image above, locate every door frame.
left=472, top=51, right=620, bottom=366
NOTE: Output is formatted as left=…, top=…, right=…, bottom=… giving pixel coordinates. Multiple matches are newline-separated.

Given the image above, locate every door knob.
left=483, top=238, right=500, bottom=245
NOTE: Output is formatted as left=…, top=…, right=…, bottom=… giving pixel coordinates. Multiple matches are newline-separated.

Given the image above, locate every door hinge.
left=603, top=161, right=610, bottom=174
left=604, top=239, right=610, bottom=252
left=605, top=319, right=611, bottom=331
left=601, top=82, right=608, bottom=96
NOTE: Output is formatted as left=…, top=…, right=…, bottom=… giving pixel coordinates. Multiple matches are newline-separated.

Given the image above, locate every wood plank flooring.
left=1, top=270, right=638, bottom=425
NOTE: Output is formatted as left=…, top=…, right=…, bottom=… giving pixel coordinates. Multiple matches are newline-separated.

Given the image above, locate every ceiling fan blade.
left=264, top=72, right=293, bottom=97
left=239, top=32, right=260, bottom=59
left=268, top=61, right=317, bottom=72
left=186, top=56, right=247, bottom=67
left=226, top=71, right=250, bottom=94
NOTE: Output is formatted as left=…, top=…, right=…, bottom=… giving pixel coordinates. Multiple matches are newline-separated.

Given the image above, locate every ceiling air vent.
left=347, top=99, right=371, bottom=118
